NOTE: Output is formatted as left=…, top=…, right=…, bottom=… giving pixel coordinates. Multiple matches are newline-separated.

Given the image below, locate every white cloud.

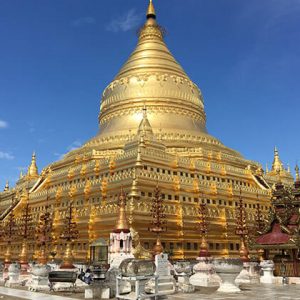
left=106, top=9, right=142, bottom=33
left=238, top=1, right=300, bottom=32
left=15, top=166, right=27, bottom=171
left=71, top=17, right=96, bottom=27
left=67, top=140, right=82, bottom=152
left=0, top=120, right=8, bottom=129
left=53, top=152, right=63, bottom=159
left=27, top=121, right=36, bottom=133
left=54, top=140, right=82, bottom=160
left=0, top=151, right=14, bottom=160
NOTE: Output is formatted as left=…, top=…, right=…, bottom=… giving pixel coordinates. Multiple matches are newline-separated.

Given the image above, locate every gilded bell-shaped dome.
left=97, top=0, right=207, bottom=142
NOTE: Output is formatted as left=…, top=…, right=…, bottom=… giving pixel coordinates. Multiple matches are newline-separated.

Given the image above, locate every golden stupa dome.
left=97, top=0, right=208, bottom=141
left=77, top=0, right=242, bottom=159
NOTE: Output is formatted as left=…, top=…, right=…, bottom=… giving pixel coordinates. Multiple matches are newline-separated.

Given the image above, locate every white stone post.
left=260, top=260, right=275, bottom=284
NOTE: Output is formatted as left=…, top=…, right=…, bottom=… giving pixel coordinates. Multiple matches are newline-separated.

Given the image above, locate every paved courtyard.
left=1, top=284, right=300, bottom=300
left=170, top=284, right=300, bottom=300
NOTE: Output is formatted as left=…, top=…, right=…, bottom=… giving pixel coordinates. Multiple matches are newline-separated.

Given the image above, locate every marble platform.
left=1, top=282, right=300, bottom=300
left=0, top=286, right=75, bottom=300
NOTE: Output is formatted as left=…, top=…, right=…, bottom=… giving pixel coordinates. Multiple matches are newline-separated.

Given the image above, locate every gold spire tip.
left=142, top=104, right=147, bottom=116
left=147, top=0, right=156, bottom=19
left=28, top=151, right=38, bottom=177
left=295, top=164, right=300, bottom=181
left=4, top=181, right=9, bottom=192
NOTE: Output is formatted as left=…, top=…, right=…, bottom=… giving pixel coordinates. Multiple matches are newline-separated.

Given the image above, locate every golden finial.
left=19, top=170, right=23, bottom=179
left=265, top=163, right=269, bottom=173
left=287, top=163, right=291, bottom=173
left=143, top=103, right=147, bottom=117
left=272, top=146, right=283, bottom=173
left=130, top=169, right=139, bottom=198
left=27, top=151, right=39, bottom=177
left=4, top=181, right=9, bottom=192
left=114, top=187, right=130, bottom=233
left=295, top=164, right=300, bottom=182
left=147, top=0, right=156, bottom=19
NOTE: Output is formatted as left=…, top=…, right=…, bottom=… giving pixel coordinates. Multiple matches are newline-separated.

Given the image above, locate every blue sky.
left=0, top=0, right=299, bottom=188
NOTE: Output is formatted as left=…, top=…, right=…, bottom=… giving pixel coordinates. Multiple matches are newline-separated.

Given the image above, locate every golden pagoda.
left=264, top=147, right=294, bottom=187
left=0, top=1, right=296, bottom=261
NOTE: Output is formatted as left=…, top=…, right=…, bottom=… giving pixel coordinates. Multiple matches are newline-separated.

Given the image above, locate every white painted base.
left=145, top=275, right=176, bottom=295
left=235, top=269, right=251, bottom=287
left=217, top=273, right=241, bottom=293
left=260, top=270, right=275, bottom=284
left=289, top=277, right=300, bottom=284
left=85, top=288, right=93, bottom=299
left=85, top=287, right=110, bottom=299
left=190, top=272, right=221, bottom=288
left=51, top=282, right=75, bottom=291
left=5, top=272, right=21, bottom=287
left=27, top=275, right=49, bottom=292
left=217, top=282, right=241, bottom=293
left=177, top=275, right=195, bottom=293
left=75, top=278, right=89, bottom=287
left=260, top=260, right=275, bottom=284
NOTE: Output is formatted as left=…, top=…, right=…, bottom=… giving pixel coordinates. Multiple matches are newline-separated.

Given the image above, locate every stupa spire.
left=27, top=152, right=38, bottom=177
left=4, top=181, right=9, bottom=192
left=265, top=163, right=269, bottom=173
left=295, top=164, right=300, bottom=182
left=147, top=0, right=156, bottom=19
left=114, top=187, right=130, bottom=233
left=137, top=105, right=153, bottom=138
left=272, top=146, right=283, bottom=173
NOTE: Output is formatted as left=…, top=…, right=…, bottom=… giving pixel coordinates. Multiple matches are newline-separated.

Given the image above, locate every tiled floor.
left=0, top=287, right=76, bottom=300
left=0, top=294, right=24, bottom=300
left=170, top=284, right=300, bottom=300
left=1, top=284, right=300, bottom=300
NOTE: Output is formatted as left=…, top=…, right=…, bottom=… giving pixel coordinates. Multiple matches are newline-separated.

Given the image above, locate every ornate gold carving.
left=210, top=183, right=218, bottom=195
left=109, top=157, right=116, bottom=174
left=227, top=183, right=234, bottom=196
left=94, top=160, right=100, bottom=174
left=173, top=175, right=180, bottom=192
left=101, top=178, right=107, bottom=200
left=68, top=185, right=77, bottom=198
left=193, top=179, right=199, bottom=193
left=68, top=167, right=75, bottom=179
left=221, top=165, right=227, bottom=176
left=84, top=179, right=91, bottom=199
left=131, top=228, right=152, bottom=259
left=55, top=187, right=62, bottom=203
left=80, top=163, right=87, bottom=177
left=206, top=162, right=211, bottom=174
